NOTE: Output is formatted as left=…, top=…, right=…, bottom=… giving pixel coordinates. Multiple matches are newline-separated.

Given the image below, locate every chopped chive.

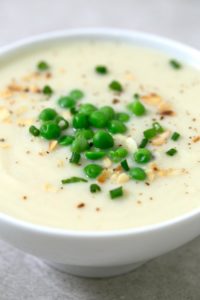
left=171, top=132, right=180, bottom=141
left=69, top=152, right=81, bottom=164
left=95, top=65, right=108, bottom=74
left=121, top=159, right=130, bottom=171
left=29, top=125, right=40, bottom=137
left=169, top=59, right=182, bottom=70
left=43, top=85, right=53, bottom=96
left=37, top=61, right=49, bottom=71
left=153, top=122, right=164, bottom=134
left=70, top=107, right=78, bottom=115
left=109, top=80, right=123, bottom=92
left=166, top=148, right=177, bottom=156
left=61, top=177, right=88, bottom=184
left=109, top=186, right=123, bottom=199
left=143, top=128, right=157, bottom=139
left=139, top=138, right=148, bottom=148
left=90, top=183, right=101, bottom=193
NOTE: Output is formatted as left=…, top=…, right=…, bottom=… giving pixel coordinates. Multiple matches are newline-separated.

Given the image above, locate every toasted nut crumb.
left=0, top=107, right=11, bottom=121
left=102, top=157, right=112, bottom=168
left=192, top=136, right=200, bottom=143
left=158, top=102, right=175, bottom=116
left=77, top=202, right=85, bottom=208
left=117, top=173, right=130, bottom=184
left=17, top=119, right=34, bottom=126
left=151, top=130, right=171, bottom=146
left=0, top=143, right=10, bottom=149
left=49, top=140, right=58, bottom=152
left=44, top=183, right=55, bottom=192
left=98, top=169, right=112, bottom=183
left=142, top=93, right=162, bottom=106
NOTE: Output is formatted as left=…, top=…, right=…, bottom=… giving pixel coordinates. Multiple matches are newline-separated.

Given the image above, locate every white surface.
left=0, top=0, right=200, bottom=298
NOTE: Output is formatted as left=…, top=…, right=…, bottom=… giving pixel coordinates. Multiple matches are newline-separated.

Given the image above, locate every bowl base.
left=46, top=261, right=146, bottom=278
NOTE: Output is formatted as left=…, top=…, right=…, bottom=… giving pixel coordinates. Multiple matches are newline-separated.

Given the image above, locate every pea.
left=89, top=111, right=108, bottom=128
left=115, top=112, right=130, bottom=122
left=134, top=148, right=152, bottom=164
left=109, top=147, right=128, bottom=163
left=58, top=135, right=74, bottom=146
left=40, top=121, right=61, bottom=140
left=69, top=89, right=84, bottom=101
left=129, top=167, right=147, bottom=181
left=128, top=100, right=146, bottom=116
left=71, top=136, right=89, bottom=153
left=84, top=164, right=103, bottom=178
left=58, top=96, right=76, bottom=109
left=99, top=106, right=115, bottom=121
left=72, top=113, right=89, bottom=129
left=75, top=129, right=94, bottom=140
left=79, top=103, right=97, bottom=115
left=93, top=130, right=114, bottom=149
left=108, top=120, right=127, bottom=134
left=39, top=108, right=57, bottom=121
left=85, top=151, right=106, bottom=160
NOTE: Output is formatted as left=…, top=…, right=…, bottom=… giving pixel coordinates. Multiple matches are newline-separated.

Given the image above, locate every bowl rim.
left=0, top=27, right=200, bottom=238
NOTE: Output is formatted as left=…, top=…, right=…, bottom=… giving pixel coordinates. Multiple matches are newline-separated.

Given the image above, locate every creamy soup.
left=0, top=39, right=199, bottom=231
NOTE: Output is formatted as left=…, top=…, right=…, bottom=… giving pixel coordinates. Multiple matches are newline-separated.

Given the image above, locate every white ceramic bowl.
left=0, top=28, right=200, bottom=278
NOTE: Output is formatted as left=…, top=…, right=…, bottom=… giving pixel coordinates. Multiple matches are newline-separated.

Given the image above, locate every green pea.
left=93, top=130, right=114, bottom=149
left=40, top=121, right=61, bottom=140
left=128, top=100, right=146, bottom=116
left=69, top=89, right=84, bottom=101
left=58, top=96, right=76, bottom=109
left=89, top=111, right=108, bottom=128
left=134, top=148, right=152, bottom=164
left=84, top=164, right=103, bottom=178
left=39, top=108, right=57, bottom=122
left=29, top=125, right=40, bottom=137
left=108, top=120, right=127, bottom=134
left=115, top=112, right=130, bottom=122
left=109, top=147, right=128, bottom=163
left=72, top=113, right=89, bottom=129
left=129, top=167, right=147, bottom=181
left=85, top=151, right=106, bottom=160
left=75, top=129, right=94, bottom=140
left=79, top=103, right=97, bottom=115
left=43, top=85, right=53, bottom=96
left=109, top=80, right=123, bottom=92
left=55, top=116, right=69, bottom=130
left=37, top=61, right=49, bottom=71
left=71, top=136, right=89, bottom=153
left=58, top=135, right=74, bottom=146
left=99, top=106, right=115, bottom=121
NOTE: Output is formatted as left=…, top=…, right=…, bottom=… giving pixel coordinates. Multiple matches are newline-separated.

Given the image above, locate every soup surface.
left=0, top=39, right=200, bottom=231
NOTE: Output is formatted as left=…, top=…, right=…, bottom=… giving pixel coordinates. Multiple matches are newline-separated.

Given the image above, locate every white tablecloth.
left=0, top=0, right=200, bottom=299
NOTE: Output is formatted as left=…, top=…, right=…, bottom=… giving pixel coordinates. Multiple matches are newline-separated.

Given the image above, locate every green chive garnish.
left=109, top=186, right=123, bottom=199
left=169, top=59, right=182, bottom=70
left=143, top=128, right=157, bottom=139
left=109, top=80, right=123, bottom=92
left=139, top=138, right=148, bottom=148
left=29, top=125, right=40, bottom=137
left=37, top=61, right=49, bottom=71
left=90, top=183, right=101, bottom=193
left=171, top=132, right=180, bottom=141
left=61, top=177, right=88, bottom=184
left=43, top=85, right=53, bottom=96
left=166, top=148, right=177, bottom=156
left=95, top=65, right=108, bottom=74
left=69, top=152, right=81, bottom=164
left=153, top=122, right=164, bottom=134
left=121, top=159, right=130, bottom=171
